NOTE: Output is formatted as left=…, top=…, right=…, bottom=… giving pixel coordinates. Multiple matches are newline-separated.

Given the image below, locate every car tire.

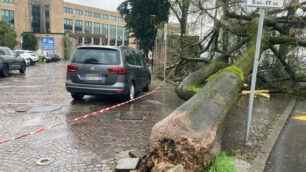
left=19, top=62, right=26, bottom=74
left=0, top=64, right=9, bottom=77
left=143, top=77, right=150, bottom=92
left=42, top=58, right=47, bottom=63
left=127, top=83, right=135, bottom=100
left=71, top=93, right=84, bottom=100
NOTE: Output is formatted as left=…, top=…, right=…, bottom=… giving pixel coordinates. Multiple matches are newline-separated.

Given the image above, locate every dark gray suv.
left=65, top=46, right=151, bottom=100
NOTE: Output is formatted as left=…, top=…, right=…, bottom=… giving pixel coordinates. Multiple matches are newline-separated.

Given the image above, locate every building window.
left=85, top=37, right=91, bottom=44
left=94, top=37, right=100, bottom=45
left=84, top=11, right=92, bottom=17
left=93, top=22, right=100, bottom=34
left=74, top=9, right=83, bottom=15
left=78, top=37, right=82, bottom=45
left=64, top=18, right=73, bottom=33
left=124, top=29, right=129, bottom=46
left=45, top=5, right=50, bottom=33
left=102, top=14, right=108, bottom=20
left=64, top=7, right=72, bottom=14
left=84, top=21, right=92, bottom=33
left=74, top=20, right=82, bottom=33
left=0, top=0, right=14, bottom=4
left=102, top=24, right=108, bottom=45
left=110, top=25, right=116, bottom=46
left=93, top=12, right=100, bottom=18
left=117, top=17, right=123, bottom=22
left=1, top=9, right=14, bottom=28
left=117, top=26, right=123, bottom=46
left=110, top=16, right=116, bottom=21
left=31, top=2, right=41, bottom=33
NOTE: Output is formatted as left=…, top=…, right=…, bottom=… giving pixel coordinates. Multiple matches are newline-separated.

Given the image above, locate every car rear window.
left=71, top=48, right=120, bottom=65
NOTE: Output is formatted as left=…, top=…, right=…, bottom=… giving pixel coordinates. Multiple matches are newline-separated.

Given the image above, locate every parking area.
left=0, top=61, right=184, bottom=171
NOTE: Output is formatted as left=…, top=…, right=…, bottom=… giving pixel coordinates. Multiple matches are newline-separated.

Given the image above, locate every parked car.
left=13, top=50, right=39, bottom=65
left=36, top=50, right=48, bottom=61
left=0, top=46, right=26, bottom=77
left=38, top=50, right=61, bottom=62
left=66, top=46, right=151, bottom=100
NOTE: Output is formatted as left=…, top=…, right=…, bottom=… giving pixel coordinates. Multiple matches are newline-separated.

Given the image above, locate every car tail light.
left=67, top=64, right=79, bottom=72
left=108, top=67, right=127, bottom=75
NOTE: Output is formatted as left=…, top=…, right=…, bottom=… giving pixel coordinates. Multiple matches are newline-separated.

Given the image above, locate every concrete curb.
left=250, top=97, right=296, bottom=172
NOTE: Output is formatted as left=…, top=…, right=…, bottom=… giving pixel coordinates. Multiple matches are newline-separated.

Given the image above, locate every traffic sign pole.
left=164, top=23, right=168, bottom=83
left=244, top=8, right=266, bottom=144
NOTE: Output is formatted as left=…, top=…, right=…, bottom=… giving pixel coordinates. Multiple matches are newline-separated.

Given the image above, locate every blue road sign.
left=42, top=37, right=54, bottom=50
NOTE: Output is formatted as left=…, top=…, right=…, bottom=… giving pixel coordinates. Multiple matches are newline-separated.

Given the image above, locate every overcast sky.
left=64, top=0, right=124, bottom=12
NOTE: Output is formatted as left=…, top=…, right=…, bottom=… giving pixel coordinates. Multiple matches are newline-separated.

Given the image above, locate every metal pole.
left=164, top=23, right=167, bottom=82
left=244, top=8, right=265, bottom=144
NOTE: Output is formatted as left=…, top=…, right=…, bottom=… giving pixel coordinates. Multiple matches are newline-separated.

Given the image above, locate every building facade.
left=0, top=0, right=136, bottom=56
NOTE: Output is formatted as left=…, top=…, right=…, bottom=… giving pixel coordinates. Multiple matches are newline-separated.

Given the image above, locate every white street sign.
left=246, top=0, right=284, bottom=8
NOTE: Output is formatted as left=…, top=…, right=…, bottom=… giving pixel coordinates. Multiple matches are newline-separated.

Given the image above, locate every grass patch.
left=272, top=114, right=281, bottom=128
left=204, top=152, right=236, bottom=172
left=36, top=61, right=46, bottom=65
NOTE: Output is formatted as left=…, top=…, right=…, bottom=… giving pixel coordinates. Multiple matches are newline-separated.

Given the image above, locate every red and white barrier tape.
left=0, top=66, right=176, bottom=145
left=0, top=86, right=161, bottom=145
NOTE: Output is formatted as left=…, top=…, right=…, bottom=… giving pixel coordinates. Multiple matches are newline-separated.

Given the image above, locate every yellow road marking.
left=295, top=111, right=306, bottom=114
left=293, top=116, right=306, bottom=121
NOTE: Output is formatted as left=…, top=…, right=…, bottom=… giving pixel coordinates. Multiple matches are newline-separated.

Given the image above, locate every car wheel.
left=71, top=93, right=84, bottom=100
left=42, top=58, right=47, bottom=63
left=128, top=83, right=135, bottom=100
left=0, top=64, right=9, bottom=77
left=19, top=62, right=26, bottom=74
left=143, top=77, right=150, bottom=92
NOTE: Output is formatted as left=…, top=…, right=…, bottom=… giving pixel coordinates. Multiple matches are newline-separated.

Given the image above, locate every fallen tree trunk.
left=148, top=19, right=261, bottom=169
left=176, top=37, right=250, bottom=100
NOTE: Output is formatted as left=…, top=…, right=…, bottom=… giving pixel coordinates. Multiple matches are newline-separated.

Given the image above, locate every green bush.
left=0, top=20, right=18, bottom=49
left=204, top=152, right=236, bottom=172
left=64, top=33, right=71, bottom=60
left=22, top=32, right=37, bottom=51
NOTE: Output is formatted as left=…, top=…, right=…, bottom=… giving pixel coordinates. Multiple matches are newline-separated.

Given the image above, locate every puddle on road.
left=146, top=100, right=162, bottom=105
left=119, top=113, right=144, bottom=120
left=27, top=106, right=62, bottom=113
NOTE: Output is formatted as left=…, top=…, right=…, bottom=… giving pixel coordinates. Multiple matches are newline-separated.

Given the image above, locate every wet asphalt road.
left=265, top=99, right=306, bottom=172
left=0, top=61, right=184, bottom=171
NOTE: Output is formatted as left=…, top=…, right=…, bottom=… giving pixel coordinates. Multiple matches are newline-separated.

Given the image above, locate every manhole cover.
left=120, top=113, right=143, bottom=120
left=35, top=158, right=54, bottom=166
left=27, top=106, right=62, bottom=113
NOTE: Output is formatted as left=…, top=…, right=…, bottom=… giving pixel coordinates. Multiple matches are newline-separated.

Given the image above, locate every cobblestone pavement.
left=0, top=61, right=184, bottom=171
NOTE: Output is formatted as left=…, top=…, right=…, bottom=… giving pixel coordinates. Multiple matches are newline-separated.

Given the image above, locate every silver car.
left=0, top=46, right=26, bottom=77
left=65, top=46, right=151, bottom=100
